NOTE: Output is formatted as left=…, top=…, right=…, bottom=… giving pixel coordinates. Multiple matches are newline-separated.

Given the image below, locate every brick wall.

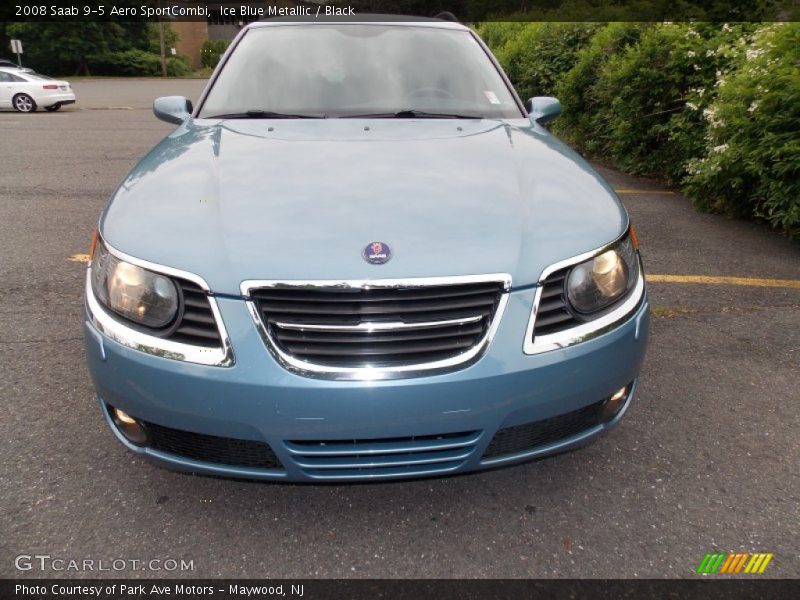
left=172, top=21, right=210, bottom=69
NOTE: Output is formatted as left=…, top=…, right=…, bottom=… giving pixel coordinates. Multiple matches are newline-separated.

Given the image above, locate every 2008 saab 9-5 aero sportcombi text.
left=84, top=18, right=650, bottom=482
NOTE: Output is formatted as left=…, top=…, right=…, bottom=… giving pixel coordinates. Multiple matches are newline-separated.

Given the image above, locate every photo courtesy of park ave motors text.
left=0, top=0, right=798, bottom=586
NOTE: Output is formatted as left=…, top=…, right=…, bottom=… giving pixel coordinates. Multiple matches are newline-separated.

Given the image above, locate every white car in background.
left=0, top=67, right=76, bottom=112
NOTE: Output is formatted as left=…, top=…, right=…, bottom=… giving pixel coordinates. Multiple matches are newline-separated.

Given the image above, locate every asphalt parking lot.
left=1, top=79, right=798, bottom=579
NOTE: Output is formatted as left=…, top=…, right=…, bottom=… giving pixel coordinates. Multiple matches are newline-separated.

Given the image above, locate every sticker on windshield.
left=484, top=91, right=501, bottom=105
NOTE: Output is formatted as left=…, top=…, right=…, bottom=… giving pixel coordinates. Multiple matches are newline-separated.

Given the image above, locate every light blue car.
left=84, top=18, right=649, bottom=482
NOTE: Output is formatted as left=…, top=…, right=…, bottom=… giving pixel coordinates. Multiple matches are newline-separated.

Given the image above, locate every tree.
left=4, top=21, right=175, bottom=76
left=8, top=22, right=123, bottom=74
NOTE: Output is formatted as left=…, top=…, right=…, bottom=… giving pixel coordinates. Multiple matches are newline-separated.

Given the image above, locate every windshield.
left=199, top=24, right=522, bottom=119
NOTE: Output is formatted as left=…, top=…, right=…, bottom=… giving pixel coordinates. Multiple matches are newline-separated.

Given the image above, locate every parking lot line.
left=648, top=274, right=800, bottom=289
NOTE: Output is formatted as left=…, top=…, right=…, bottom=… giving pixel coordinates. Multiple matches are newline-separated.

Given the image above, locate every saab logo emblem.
left=362, top=241, right=391, bottom=265
left=696, top=552, right=774, bottom=574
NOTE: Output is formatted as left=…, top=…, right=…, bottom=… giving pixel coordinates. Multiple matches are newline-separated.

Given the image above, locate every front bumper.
left=85, top=288, right=650, bottom=482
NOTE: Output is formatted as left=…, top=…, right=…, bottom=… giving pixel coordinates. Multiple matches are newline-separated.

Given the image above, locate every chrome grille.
left=246, top=276, right=510, bottom=376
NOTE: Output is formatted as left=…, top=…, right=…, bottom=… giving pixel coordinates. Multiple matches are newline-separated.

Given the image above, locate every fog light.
left=601, top=385, right=630, bottom=422
left=111, top=406, right=148, bottom=445
left=114, top=408, right=136, bottom=424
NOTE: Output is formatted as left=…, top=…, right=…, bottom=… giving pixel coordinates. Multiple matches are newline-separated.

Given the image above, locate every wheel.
left=45, top=104, right=61, bottom=112
left=13, top=94, right=37, bottom=113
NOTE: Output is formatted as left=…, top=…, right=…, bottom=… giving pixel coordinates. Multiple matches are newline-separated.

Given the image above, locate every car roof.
left=0, top=67, right=36, bottom=76
left=247, top=15, right=469, bottom=32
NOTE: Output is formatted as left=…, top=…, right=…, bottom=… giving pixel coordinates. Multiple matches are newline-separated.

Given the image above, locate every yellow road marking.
left=649, top=274, right=800, bottom=289
left=68, top=253, right=90, bottom=263
left=614, top=189, right=675, bottom=195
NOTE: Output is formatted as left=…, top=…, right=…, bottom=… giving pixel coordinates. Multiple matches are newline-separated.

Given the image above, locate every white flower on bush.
left=712, top=144, right=729, bottom=154
left=706, top=49, right=716, bottom=57
left=685, top=29, right=699, bottom=38
left=703, top=107, right=723, bottom=128
left=746, top=46, right=765, bottom=61
left=722, top=23, right=732, bottom=32
left=748, top=102, right=759, bottom=113
left=686, top=101, right=699, bottom=111
left=685, top=157, right=708, bottom=175
left=687, top=50, right=696, bottom=57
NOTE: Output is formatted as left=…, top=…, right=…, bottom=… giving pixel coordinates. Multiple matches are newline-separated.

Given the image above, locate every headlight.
left=91, top=241, right=179, bottom=329
left=566, top=235, right=640, bottom=314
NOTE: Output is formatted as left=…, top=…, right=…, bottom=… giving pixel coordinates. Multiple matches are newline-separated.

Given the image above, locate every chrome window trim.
left=85, top=236, right=234, bottom=367
left=241, top=274, right=512, bottom=381
left=523, top=232, right=646, bottom=355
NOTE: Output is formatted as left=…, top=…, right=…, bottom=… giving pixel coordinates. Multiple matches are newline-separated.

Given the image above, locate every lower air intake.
left=482, top=400, right=606, bottom=459
left=285, top=430, right=482, bottom=479
left=144, top=421, right=283, bottom=470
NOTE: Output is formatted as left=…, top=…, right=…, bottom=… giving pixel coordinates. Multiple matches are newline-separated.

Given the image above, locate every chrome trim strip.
left=291, top=448, right=474, bottom=469
left=274, top=314, right=483, bottom=333
left=86, top=236, right=234, bottom=367
left=523, top=232, right=646, bottom=355
left=241, top=274, right=512, bottom=296
left=301, top=462, right=464, bottom=480
left=242, top=274, right=512, bottom=381
left=284, top=431, right=482, bottom=456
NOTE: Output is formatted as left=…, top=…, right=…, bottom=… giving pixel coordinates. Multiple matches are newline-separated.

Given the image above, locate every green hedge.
left=554, top=23, right=644, bottom=156
left=89, top=49, right=191, bottom=77
left=477, top=22, right=800, bottom=239
left=566, top=23, right=757, bottom=182
left=683, top=24, right=800, bottom=235
left=480, top=22, right=599, bottom=100
left=201, top=40, right=229, bottom=69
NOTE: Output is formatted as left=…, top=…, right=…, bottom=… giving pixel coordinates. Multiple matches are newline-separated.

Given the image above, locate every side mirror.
left=153, top=96, right=193, bottom=125
left=529, top=96, right=561, bottom=125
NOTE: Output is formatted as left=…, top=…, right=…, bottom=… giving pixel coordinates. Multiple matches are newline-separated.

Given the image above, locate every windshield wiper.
left=340, top=109, right=483, bottom=119
left=207, top=110, right=327, bottom=119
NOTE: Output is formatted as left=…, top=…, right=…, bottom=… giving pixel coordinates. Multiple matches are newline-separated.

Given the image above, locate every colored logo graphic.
left=696, top=552, right=774, bottom=574
left=362, top=241, right=391, bottom=265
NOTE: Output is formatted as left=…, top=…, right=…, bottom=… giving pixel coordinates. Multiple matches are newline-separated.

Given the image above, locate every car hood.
left=101, top=119, right=627, bottom=295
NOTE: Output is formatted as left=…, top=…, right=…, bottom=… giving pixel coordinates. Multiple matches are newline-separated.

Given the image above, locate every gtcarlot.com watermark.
left=14, top=554, right=194, bottom=572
